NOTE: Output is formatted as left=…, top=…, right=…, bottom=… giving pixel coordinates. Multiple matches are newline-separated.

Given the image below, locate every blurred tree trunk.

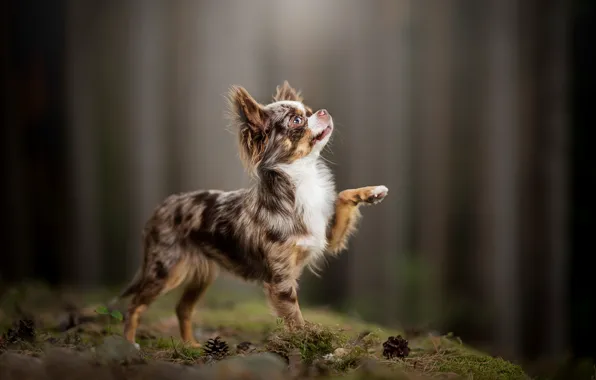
left=90, top=0, right=136, bottom=284
left=479, top=0, right=522, bottom=359
left=348, top=0, right=410, bottom=326
left=124, top=0, right=168, bottom=279
left=410, top=0, right=454, bottom=329
left=543, top=0, right=569, bottom=356
left=517, top=0, right=570, bottom=361
left=341, top=4, right=382, bottom=317
left=2, top=0, right=71, bottom=286
left=446, top=0, right=487, bottom=341
left=66, top=0, right=102, bottom=287
left=373, top=0, right=412, bottom=327
left=172, top=0, right=263, bottom=194
left=570, top=0, right=596, bottom=361
left=0, top=0, right=32, bottom=284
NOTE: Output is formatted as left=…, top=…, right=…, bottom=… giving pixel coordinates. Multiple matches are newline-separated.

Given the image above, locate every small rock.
left=202, top=352, right=288, bottom=380
left=128, top=361, right=202, bottom=380
left=0, top=352, right=46, bottom=380
left=333, top=347, right=349, bottom=358
left=95, top=335, right=142, bottom=363
left=304, top=359, right=330, bottom=378
left=287, top=348, right=302, bottom=377
left=44, top=348, right=112, bottom=380
left=356, top=358, right=396, bottom=378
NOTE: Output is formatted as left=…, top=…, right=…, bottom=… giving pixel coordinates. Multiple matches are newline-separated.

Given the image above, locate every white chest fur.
left=279, top=157, right=336, bottom=259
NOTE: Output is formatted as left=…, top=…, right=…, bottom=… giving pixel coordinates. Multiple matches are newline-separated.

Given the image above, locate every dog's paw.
left=362, top=186, right=388, bottom=205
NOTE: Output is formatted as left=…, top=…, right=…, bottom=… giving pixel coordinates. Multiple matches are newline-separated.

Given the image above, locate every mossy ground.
left=0, top=278, right=530, bottom=379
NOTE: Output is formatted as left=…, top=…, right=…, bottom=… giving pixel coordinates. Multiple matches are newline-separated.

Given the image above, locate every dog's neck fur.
left=253, top=153, right=336, bottom=261
left=281, top=155, right=336, bottom=261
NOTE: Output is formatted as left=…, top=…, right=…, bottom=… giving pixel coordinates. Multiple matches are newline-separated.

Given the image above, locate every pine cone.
left=17, top=319, right=36, bottom=341
left=3, top=319, right=36, bottom=344
left=382, top=335, right=410, bottom=359
left=203, top=336, right=229, bottom=360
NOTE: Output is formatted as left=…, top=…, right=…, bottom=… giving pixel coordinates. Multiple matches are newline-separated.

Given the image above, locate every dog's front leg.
left=264, top=280, right=305, bottom=328
left=326, top=185, right=388, bottom=254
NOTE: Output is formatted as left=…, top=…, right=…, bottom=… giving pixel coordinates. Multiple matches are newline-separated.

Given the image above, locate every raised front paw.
left=360, top=185, right=388, bottom=205
left=339, top=185, right=389, bottom=206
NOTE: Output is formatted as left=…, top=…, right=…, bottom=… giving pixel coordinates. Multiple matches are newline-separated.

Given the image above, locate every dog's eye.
left=292, top=116, right=303, bottom=125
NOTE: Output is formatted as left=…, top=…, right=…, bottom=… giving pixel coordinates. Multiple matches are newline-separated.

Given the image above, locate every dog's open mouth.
left=312, top=125, right=332, bottom=144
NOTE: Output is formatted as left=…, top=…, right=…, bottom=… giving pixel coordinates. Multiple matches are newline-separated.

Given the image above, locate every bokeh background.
left=1, top=0, right=594, bottom=372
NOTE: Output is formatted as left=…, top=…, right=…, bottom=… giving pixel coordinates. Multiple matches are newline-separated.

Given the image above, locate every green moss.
left=435, top=352, right=529, bottom=380
left=332, top=346, right=371, bottom=372
left=358, top=330, right=383, bottom=349
left=138, top=337, right=173, bottom=350
left=173, top=344, right=203, bottom=362
left=0, top=281, right=532, bottom=379
left=265, top=322, right=347, bottom=364
left=199, top=300, right=276, bottom=333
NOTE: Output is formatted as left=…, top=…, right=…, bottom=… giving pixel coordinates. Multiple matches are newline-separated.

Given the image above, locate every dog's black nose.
left=317, top=109, right=327, bottom=117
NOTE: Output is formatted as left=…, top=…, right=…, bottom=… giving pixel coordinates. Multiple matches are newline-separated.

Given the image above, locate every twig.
left=170, top=336, right=180, bottom=357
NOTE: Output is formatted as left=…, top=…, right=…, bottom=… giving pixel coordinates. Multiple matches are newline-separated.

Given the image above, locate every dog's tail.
left=108, top=268, right=143, bottom=307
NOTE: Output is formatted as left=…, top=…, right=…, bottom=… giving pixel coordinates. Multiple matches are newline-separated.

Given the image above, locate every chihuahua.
left=118, top=81, right=388, bottom=347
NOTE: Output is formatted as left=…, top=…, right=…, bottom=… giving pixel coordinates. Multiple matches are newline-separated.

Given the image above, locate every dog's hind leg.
left=123, top=249, right=191, bottom=347
left=175, top=259, right=218, bottom=347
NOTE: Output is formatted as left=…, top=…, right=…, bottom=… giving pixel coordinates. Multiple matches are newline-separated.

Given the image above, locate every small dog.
left=118, top=81, right=388, bottom=347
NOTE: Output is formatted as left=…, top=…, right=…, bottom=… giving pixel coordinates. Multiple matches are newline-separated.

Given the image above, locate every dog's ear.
left=273, top=80, right=303, bottom=102
left=227, top=86, right=270, bottom=172
left=228, top=85, right=268, bottom=133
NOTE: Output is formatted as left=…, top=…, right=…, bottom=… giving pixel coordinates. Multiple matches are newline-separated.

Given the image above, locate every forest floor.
left=0, top=278, right=530, bottom=380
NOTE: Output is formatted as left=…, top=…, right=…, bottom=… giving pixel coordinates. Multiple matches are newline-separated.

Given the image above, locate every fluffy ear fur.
left=273, top=80, right=303, bottom=102
left=228, top=85, right=268, bottom=133
left=227, top=85, right=270, bottom=172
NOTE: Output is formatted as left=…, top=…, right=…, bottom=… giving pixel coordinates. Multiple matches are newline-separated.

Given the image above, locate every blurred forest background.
left=1, top=0, right=594, bottom=370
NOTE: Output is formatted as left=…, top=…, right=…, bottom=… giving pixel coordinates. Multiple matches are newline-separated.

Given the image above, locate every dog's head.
left=228, top=81, right=333, bottom=173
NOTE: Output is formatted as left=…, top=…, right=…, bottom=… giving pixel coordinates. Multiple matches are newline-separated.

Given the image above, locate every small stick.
left=171, top=336, right=181, bottom=357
